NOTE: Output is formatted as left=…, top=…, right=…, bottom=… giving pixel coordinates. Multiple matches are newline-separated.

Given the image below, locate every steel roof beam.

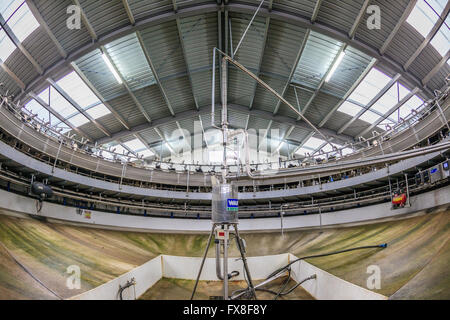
left=291, top=131, right=314, bottom=157
left=258, top=120, right=272, bottom=151
left=318, top=58, right=377, bottom=127
left=380, top=0, right=417, bottom=54
left=337, top=73, right=401, bottom=134
left=13, top=2, right=434, bottom=104
left=249, top=1, right=272, bottom=110
left=173, top=0, right=200, bottom=110
left=357, top=87, right=420, bottom=137
left=70, top=62, right=131, bottom=130
left=311, top=0, right=323, bottom=23
left=73, top=0, right=98, bottom=41
left=0, top=62, right=25, bottom=90
left=25, top=0, right=67, bottom=58
left=299, top=43, right=346, bottom=118
left=28, top=92, right=93, bottom=141
left=46, top=78, right=111, bottom=137
left=404, top=1, right=450, bottom=70
left=100, top=46, right=152, bottom=123
left=348, top=0, right=370, bottom=38
left=94, top=103, right=355, bottom=147
left=136, top=31, right=175, bottom=116
left=423, top=50, right=450, bottom=86
left=0, top=14, right=43, bottom=75
left=122, top=0, right=135, bottom=25
left=272, top=29, right=310, bottom=115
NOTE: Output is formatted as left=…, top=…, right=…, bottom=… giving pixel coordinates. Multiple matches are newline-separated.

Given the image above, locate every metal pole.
left=435, top=100, right=450, bottom=131
left=233, top=0, right=265, bottom=57
left=234, top=224, right=257, bottom=299
left=191, top=224, right=215, bottom=300
left=223, top=224, right=229, bottom=300
left=52, top=139, right=64, bottom=174
left=405, top=173, right=411, bottom=207
left=211, top=48, right=216, bottom=127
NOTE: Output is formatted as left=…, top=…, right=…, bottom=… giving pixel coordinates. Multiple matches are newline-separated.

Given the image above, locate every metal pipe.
left=223, top=225, right=229, bottom=300
left=233, top=0, right=265, bottom=57
left=191, top=224, right=215, bottom=300
left=215, top=240, right=224, bottom=280
left=211, top=48, right=216, bottom=127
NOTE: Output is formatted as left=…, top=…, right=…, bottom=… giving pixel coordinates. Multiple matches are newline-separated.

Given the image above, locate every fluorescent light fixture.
left=325, top=51, right=346, bottom=83
left=102, top=53, right=123, bottom=84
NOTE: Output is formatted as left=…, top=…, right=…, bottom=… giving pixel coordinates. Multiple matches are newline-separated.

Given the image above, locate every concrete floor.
left=0, top=207, right=449, bottom=299
left=139, top=276, right=315, bottom=300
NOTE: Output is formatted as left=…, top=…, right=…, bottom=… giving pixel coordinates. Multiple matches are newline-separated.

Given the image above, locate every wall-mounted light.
left=101, top=53, right=123, bottom=84
left=325, top=51, right=346, bottom=83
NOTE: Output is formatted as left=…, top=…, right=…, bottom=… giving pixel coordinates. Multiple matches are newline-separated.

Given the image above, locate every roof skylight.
left=337, top=101, right=362, bottom=117
left=123, top=138, right=146, bottom=151
left=45, top=87, right=78, bottom=117
left=56, top=71, right=101, bottom=109
left=348, top=68, right=392, bottom=105
left=406, top=0, right=445, bottom=38
left=6, top=2, right=39, bottom=42
left=430, top=16, right=450, bottom=56
left=68, top=113, right=90, bottom=127
left=303, top=137, right=325, bottom=150
left=0, top=29, right=16, bottom=61
left=370, top=83, right=410, bottom=115
left=359, top=110, right=380, bottom=123
left=85, top=103, right=111, bottom=119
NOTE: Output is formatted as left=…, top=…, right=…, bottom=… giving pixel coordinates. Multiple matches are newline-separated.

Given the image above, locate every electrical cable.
left=231, top=243, right=387, bottom=300
left=0, top=240, right=63, bottom=300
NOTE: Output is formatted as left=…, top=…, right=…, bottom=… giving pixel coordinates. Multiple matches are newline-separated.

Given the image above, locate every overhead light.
left=101, top=53, right=123, bottom=84
left=325, top=51, right=346, bottom=83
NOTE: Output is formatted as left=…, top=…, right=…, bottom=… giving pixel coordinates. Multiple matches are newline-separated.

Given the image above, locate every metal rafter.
left=404, top=1, right=450, bottom=70
left=70, top=62, right=131, bottom=130
left=136, top=31, right=175, bottom=116
left=173, top=0, right=200, bottom=110
left=272, top=124, right=295, bottom=155
left=357, top=87, right=420, bottom=137
left=249, top=1, right=271, bottom=110
left=46, top=78, right=111, bottom=137
left=25, top=0, right=67, bottom=58
left=348, top=0, right=370, bottom=38
left=291, top=131, right=314, bottom=157
left=100, top=46, right=152, bottom=123
left=0, top=62, right=25, bottom=90
left=73, top=0, right=98, bottom=41
left=272, top=29, right=311, bottom=115
left=299, top=43, right=347, bottom=118
left=28, top=91, right=93, bottom=141
left=337, top=73, right=401, bottom=134
left=122, top=0, right=135, bottom=25
left=423, top=50, right=450, bottom=85
left=311, top=0, right=323, bottom=23
left=319, top=58, right=377, bottom=127
left=13, top=2, right=435, bottom=105
left=95, top=103, right=355, bottom=148
left=380, top=0, right=417, bottom=54
left=0, top=14, right=43, bottom=75
left=154, top=127, right=175, bottom=154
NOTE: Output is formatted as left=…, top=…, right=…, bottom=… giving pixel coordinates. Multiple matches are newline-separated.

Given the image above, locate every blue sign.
left=227, top=199, right=238, bottom=211
left=227, top=199, right=238, bottom=207
left=430, top=168, right=438, bottom=174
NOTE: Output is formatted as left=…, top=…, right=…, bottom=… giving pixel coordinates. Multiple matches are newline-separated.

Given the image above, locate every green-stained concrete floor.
left=0, top=207, right=449, bottom=299
left=139, top=277, right=314, bottom=300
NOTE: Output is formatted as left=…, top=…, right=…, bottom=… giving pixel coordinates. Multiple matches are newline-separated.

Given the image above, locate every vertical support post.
left=211, top=48, right=216, bottom=127
left=52, top=139, right=64, bottom=174
left=223, top=224, right=229, bottom=300
left=405, top=173, right=411, bottom=207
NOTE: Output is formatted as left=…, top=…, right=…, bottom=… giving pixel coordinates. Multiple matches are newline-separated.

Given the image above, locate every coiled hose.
left=231, top=243, right=387, bottom=300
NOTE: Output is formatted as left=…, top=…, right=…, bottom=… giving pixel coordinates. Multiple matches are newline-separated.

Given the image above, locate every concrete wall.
left=289, top=254, right=386, bottom=300
left=70, top=255, right=162, bottom=300
left=70, top=253, right=386, bottom=300
left=0, top=184, right=448, bottom=233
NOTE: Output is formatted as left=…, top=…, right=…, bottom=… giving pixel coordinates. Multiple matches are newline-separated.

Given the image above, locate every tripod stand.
left=190, top=222, right=257, bottom=300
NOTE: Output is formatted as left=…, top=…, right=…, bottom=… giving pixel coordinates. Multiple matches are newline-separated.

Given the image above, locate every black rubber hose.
left=267, top=244, right=387, bottom=280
